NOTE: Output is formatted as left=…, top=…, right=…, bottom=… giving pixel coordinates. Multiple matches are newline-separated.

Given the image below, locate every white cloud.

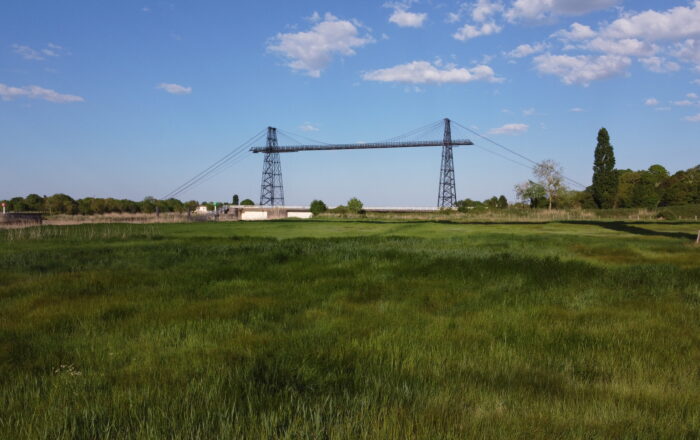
left=639, top=57, right=681, bottom=73
left=551, top=22, right=597, bottom=41
left=523, top=107, right=536, bottom=116
left=0, top=83, right=84, bottom=103
left=645, top=98, right=659, bottom=106
left=12, top=43, right=66, bottom=61
left=688, top=92, right=699, bottom=99
left=533, top=53, right=631, bottom=86
left=362, top=60, right=502, bottom=84
left=306, top=11, right=321, bottom=22
left=685, top=113, right=700, bottom=121
left=157, top=83, right=192, bottom=94
left=505, top=0, right=619, bottom=22
left=693, top=79, right=700, bottom=85
left=472, top=0, right=504, bottom=22
left=41, top=43, right=65, bottom=58
left=603, top=2, right=700, bottom=41
left=489, top=123, right=529, bottom=135
left=672, top=100, right=694, bottom=106
left=299, top=122, right=319, bottom=132
left=453, top=22, right=501, bottom=41
left=672, top=39, right=700, bottom=66
left=446, top=12, right=461, bottom=23
left=506, top=42, right=546, bottom=58
left=389, top=8, right=428, bottom=28
left=570, top=107, right=585, bottom=112
left=583, top=38, right=658, bottom=57
left=268, top=13, right=373, bottom=77
left=12, top=44, right=44, bottom=60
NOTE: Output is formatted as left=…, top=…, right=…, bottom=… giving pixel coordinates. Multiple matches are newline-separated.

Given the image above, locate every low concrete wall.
left=0, top=213, right=43, bottom=226
left=241, top=211, right=268, bottom=221
left=287, top=212, right=313, bottom=219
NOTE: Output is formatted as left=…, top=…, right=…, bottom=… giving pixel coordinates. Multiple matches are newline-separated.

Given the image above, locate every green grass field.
left=1, top=219, right=699, bottom=439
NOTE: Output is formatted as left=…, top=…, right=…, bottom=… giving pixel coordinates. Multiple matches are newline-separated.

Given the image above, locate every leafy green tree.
left=592, top=128, right=618, bottom=208
left=184, top=200, right=199, bottom=212
left=631, top=171, right=661, bottom=208
left=45, top=194, right=78, bottom=214
left=232, top=194, right=239, bottom=205
left=24, top=194, right=45, bottom=211
left=310, top=200, right=328, bottom=216
left=648, top=164, right=669, bottom=183
left=484, top=196, right=499, bottom=209
left=515, top=181, right=547, bottom=208
left=497, top=195, right=508, bottom=209
left=140, top=196, right=156, bottom=214
left=534, top=160, right=566, bottom=210
left=456, top=199, right=485, bottom=213
left=240, top=199, right=255, bottom=206
left=9, top=197, right=28, bottom=212
left=346, top=197, right=363, bottom=213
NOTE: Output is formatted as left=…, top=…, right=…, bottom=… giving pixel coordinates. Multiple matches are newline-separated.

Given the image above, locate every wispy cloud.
left=453, top=22, right=502, bottom=41
left=299, top=122, right=319, bottom=132
left=505, top=0, right=620, bottom=22
left=489, top=123, right=529, bottom=135
left=533, top=53, right=630, bottom=86
left=506, top=42, right=546, bottom=58
left=12, top=43, right=67, bottom=61
left=157, top=83, right=192, bottom=94
left=570, top=107, right=585, bottom=112
left=645, top=98, right=659, bottom=106
left=684, top=113, right=700, bottom=122
left=0, top=83, right=84, bottom=103
left=363, top=60, right=502, bottom=84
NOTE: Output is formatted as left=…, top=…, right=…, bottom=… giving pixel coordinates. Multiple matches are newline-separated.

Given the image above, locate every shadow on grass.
left=567, top=221, right=698, bottom=241
left=279, top=218, right=698, bottom=241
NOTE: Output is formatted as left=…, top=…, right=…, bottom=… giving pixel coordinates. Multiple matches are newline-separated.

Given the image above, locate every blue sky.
left=1, top=0, right=699, bottom=206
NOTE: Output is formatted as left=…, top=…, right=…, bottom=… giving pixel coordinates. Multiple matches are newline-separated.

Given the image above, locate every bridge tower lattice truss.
left=259, top=127, right=285, bottom=206
left=437, top=118, right=457, bottom=208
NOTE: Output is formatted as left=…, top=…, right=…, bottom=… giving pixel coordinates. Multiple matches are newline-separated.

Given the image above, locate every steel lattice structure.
left=252, top=119, right=472, bottom=207
left=259, top=127, right=285, bottom=206
left=437, top=119, right=457, bottom=208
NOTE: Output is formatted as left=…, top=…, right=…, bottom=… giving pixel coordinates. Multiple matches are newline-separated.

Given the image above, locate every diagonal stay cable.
left=276, top=129, right=331, bottom=146
left=165, top=140, right=261, bottom=200
left=178, top=152, right=257, bottom=196
left=166, top=146, right=256, bottom=200
left=382, top=120, right=443, bottom=143
left=162, top=129, right=265, bottom=199
left=452, top=120, right=588, bottom=189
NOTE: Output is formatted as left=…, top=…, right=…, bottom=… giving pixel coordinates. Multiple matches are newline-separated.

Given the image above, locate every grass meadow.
left=1, top=219, right=699, bottom=439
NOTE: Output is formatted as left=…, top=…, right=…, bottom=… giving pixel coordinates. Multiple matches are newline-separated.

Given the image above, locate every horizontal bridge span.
left=250, top=139, right=474, bottom=153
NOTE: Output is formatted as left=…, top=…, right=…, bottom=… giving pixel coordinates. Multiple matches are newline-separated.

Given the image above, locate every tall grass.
left=0, top=221, right=698, bottom=439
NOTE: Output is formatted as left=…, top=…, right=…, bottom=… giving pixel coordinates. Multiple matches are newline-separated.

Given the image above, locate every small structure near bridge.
left=228, top=206, right=312, bottom=221
left=0, top=213, right=43, bottom=226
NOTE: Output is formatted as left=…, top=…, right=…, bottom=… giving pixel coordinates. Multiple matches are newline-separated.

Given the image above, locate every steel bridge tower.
left=259, top=127, right=285, bottom=206
left=437, top=118, right=457, bottom=208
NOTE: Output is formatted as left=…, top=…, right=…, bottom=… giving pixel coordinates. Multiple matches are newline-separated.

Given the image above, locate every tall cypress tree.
left=592, top=128, right=618, bottom=208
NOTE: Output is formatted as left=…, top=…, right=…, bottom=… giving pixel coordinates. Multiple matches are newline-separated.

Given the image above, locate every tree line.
left=514, top=128, right=700, bottom=210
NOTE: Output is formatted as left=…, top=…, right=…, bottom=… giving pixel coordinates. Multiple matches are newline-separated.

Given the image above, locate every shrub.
left=656, top=210, right=677, bottom=221
left=310, top=200, right=328, bottom=216
left=347, top=197, right=363, bottom=214
left=240, top=199, right=255, bottom=206
left=329, top=205, right=349, bottom=214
